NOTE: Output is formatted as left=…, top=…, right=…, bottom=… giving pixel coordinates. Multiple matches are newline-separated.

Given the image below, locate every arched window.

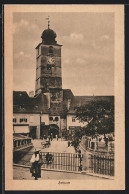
left=55, top=117, right=58, bottom=121
left=49, top=46, right=53, bottom=54
left=49, top=117, right=53, bottom=121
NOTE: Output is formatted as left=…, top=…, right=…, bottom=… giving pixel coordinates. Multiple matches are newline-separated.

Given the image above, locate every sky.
left=13, top=12, right=114, bottom=96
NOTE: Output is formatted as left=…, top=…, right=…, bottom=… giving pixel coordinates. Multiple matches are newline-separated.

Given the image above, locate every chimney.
left=29, top=91, right=34, bottom=97
left=67, top=98, right=71, bottom=110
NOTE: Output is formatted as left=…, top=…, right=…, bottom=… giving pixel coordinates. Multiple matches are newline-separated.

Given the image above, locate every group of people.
left=68, top=140, right=72, bottom=147
left=42, top=133, right=59, bottom=142
left=88, top=133, right=114, bottom=147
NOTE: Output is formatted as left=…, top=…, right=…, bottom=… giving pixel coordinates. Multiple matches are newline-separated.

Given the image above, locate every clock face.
left=47, top=56, right=55, bottom=64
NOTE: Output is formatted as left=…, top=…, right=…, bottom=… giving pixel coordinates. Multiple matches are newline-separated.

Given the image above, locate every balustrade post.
left=94, top=142, right=96, bottom=151
left=16, top=140, right=18, bottom=147
left=81, top=151, right=90, bottom=174
left=89, top=140, right=91, bottom=149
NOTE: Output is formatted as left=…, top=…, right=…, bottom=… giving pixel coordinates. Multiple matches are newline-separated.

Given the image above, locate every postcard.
left=4, top=4, right=125, bottom=190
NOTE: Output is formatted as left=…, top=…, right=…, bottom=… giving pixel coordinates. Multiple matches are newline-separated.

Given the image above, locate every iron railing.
left=40, top=152, right=83, bottom=172
left=88, top=153, right=114, bottom=176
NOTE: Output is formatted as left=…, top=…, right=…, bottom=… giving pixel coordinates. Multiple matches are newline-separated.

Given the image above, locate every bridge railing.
left=40, top=152, right=83, bottom=172
left=88, top=153, right=114, bottom=176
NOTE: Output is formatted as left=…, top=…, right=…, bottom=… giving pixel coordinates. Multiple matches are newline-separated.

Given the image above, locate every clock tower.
left=35, top=20, right=63, bottom=103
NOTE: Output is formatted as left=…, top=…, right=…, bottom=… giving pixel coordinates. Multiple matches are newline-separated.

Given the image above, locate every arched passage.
left=49, top=124, right=59, bottom=138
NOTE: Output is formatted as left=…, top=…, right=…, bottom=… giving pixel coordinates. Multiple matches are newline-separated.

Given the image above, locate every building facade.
left=13, top=23, right=114, bottom=139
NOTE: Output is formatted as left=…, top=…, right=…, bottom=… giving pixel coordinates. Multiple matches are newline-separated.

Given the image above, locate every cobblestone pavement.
left=13, top=166, right=102, bottom=180
left=32, top=138, right=75, bottom=153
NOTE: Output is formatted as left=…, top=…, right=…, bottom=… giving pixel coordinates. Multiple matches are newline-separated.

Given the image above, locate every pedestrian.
left=30, top=149, right=41, bottom=180
left=105, top=137, right=108, bottom=147
left=46, top=152, right=53, bottom=164
left=51, top=133, right=53, bottom=141
left=48, top=135, right=50, bottom=142
left=78, top=149, right=82, bottom=159
left=48, top=136, right=51, bottom=146
left=56, top=134, right=58, bottom=141
left=47, top=136, right=49, bottom=142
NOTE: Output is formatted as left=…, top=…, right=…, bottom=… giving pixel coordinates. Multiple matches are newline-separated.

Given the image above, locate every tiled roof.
left=13, top=91, right=49, bottom=114
left=68, top=96, right=114, bottom=114
left=13, top=91, right=114, bottom=117
left=63, top=89, right=74, bottom=100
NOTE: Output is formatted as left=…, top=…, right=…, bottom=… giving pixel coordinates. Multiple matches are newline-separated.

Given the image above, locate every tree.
left=71, top=100, right=114, bottom=151
left=76, top=100, right=114, bottom=134
left=71, top=127, right=85, bottom=152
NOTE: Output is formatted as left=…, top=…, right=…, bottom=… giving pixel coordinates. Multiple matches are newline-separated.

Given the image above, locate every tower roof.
left=41, top=28, right=57, bottom=45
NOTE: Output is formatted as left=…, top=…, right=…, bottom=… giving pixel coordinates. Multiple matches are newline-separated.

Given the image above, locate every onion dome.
left=41, top=28, right=57, bottom=45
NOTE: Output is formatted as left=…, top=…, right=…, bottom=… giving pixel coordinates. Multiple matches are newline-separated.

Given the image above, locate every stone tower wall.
left=35, top=44, right=62, bottom=94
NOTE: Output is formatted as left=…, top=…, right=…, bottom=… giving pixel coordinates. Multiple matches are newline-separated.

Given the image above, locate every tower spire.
left=46, top=16, right=50, bottom=29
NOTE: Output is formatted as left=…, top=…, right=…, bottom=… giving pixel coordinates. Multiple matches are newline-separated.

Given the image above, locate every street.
left=32, top=138, right=75, bottom=153
left=13, top=139, right=109, bottom=180
left=13, top=166, right=103, bottom=180
left=14, top=139, right=76, bottom=166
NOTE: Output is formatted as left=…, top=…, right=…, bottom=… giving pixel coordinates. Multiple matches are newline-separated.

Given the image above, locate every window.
left=20, top=118, right=27, bottom=123
left=20, top=118, right=23, bottom=123
left=49, top=46, right=53, bottom=54
left=49, top=117, right=53, bottom=121
left=47, top=64, right=51, bottom=70
left=51, top=93, right=56, bottom=101
left=13, top=118, right=17, bottom=123
left=41, top=66, right=45, bottom=73
left=72, top=117, right=76, bottom=122
left=24, top=118, right=27, bottom=122
left=55, top=117, right=58, bottom=121
left=57, top=92, right=61, bottom=98
left=14, top=141, right=17, bottom=148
